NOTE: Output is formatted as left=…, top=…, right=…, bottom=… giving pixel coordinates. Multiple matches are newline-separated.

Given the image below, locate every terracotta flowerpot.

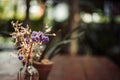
left=33, top=61, right=53, bottom=80
left=22, top=61, right=53, bottom=80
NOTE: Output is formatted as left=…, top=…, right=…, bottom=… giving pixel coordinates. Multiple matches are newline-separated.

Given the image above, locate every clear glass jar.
left=17, top=59, right=39, bottom=80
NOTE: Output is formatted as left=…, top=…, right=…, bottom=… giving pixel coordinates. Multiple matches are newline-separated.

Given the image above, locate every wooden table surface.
left=48, top=55, right=120, bottom=80
left=0, top=51, right=120, bottom=80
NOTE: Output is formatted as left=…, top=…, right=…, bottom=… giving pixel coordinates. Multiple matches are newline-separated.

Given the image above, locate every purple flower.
left=18, top=55, right=23, bottom=60
left=42, top=36, right=49, bottom=44
left=24, top=38, right=30, bottom=44
left=31, top=31, right=49, bottom=44
left=31, top=31, right=39, bottom=42
left=31, top=31, right=38, bottom=36
left=38, top=31, right=44, bottom=41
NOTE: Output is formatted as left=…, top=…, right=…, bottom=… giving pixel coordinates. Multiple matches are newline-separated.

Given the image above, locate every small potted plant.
left=10, top=21, right=56, bottom=80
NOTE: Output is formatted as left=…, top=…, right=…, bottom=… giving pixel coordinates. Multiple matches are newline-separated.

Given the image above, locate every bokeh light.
left=81, top=13, right=92, bottom=23
left=53, top=3, right=69, bottom=22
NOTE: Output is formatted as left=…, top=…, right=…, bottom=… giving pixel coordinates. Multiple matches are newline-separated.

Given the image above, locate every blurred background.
left=0, top=0, right=120, bottom=66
